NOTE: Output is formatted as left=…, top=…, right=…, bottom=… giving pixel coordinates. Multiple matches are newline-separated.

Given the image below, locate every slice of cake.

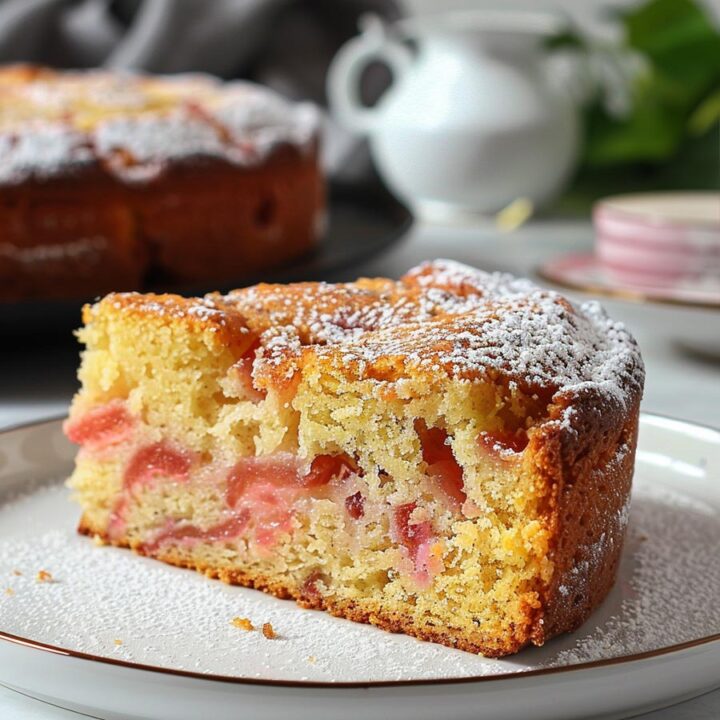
left=64, top=260, right=644, bottom=657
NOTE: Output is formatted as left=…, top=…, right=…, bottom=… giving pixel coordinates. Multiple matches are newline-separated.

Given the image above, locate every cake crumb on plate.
left=231, top=617, right=254, bottom=631
left=262, top=622, right=277, bottom=639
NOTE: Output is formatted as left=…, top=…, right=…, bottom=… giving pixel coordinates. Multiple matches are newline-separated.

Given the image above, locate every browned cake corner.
left=65, top=260, right=644, bottom=657
left=0, top=64, right=324, bottom=301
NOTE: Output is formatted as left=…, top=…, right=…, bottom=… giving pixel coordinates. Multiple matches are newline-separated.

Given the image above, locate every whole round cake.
left=64, top=260, right=645, bottom=657
left=0, top=65, right=324, bottom=301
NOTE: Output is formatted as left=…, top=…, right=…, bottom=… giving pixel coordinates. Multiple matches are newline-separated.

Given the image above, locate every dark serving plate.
left=0, top=182, right=412, bottom=336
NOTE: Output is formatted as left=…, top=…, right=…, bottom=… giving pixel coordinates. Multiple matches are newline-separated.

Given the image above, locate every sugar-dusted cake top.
left=0, top=65, right=319, bottom=184
left=95, top=260, right=644, bottom=412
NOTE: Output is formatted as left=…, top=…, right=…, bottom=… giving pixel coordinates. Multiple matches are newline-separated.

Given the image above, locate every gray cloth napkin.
left=0, top=0, right=400, bottom=179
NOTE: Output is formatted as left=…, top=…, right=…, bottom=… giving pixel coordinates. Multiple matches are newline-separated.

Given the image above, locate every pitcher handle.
left=327, top=14, right=412, bottom=135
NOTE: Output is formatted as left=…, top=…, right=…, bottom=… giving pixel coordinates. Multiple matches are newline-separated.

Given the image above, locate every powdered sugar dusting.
left=105, top=293, right=246, bottom=336
left=95, top=112, right=228, bottom=174
left=0, top=68, right=320, bottom=184
left=221, top=259, right=644, bottom=412
left=95, top=261, right=643, bottom=436
left=1, top=471, right=715, bottom=681
left=0, top=124, right=94, bottom=183
left=211, top=81, right=319, bottom=152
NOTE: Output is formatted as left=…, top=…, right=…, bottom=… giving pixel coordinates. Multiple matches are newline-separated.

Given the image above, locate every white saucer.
left=0, top=415, right=719, bottom=720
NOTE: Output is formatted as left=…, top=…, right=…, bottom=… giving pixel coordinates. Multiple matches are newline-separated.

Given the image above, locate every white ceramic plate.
left=0, top=414, right=718, bottom=720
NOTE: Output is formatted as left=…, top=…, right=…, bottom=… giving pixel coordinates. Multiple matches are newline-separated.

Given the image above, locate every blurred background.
left=0, top=0, right=718, bottom=203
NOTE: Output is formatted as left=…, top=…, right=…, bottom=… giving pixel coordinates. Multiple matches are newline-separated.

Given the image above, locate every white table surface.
left=1, top=218, right=719, bottom=719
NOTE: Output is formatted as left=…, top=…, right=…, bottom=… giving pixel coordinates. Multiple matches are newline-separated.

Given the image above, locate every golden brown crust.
left=0, top=169, right=145, bottom=300
left=91, top=259, right=644, bottom=403
left=534, top=392, right=640, bottom=643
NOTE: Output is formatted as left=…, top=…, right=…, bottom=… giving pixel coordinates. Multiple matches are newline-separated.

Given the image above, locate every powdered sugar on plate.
left=545, top=483, right=720, bottom=667
left=0, top=485, right=505, bottom=682
left=1, top=469, right=717, bottom=683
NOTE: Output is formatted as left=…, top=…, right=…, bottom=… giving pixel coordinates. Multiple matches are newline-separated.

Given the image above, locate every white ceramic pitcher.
left=328, top=12, right=579, bottom=220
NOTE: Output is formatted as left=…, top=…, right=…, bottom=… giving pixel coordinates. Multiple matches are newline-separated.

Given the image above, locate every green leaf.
left=583, top=100, right=683, bottom=165
left=582, top=66, right=692, bottom=165
left=660, top=125, right=720, bottom=187
left=555, top=0, right=720, bottom=175
left=622, top=0, right=720, bottom=94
